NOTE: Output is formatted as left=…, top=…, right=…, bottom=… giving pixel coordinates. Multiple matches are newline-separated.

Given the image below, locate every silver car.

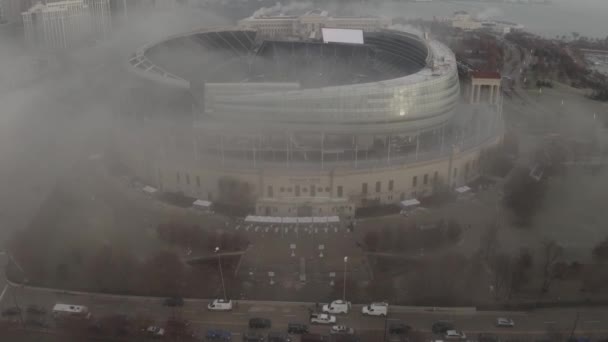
left=496, top=317, right=515, bottom=327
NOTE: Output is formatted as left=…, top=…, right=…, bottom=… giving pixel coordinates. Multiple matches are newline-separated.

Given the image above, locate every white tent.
left=400, top=199, right=421, bottom=208
left=455, top=186, right=472, bottom=194
left=327, top=216, right=340, bottom=223
left=192, top=199, right=212, bottom=210
left=283, top=217, right=298, bottom=224
left=142, top=186, right=158, bottom=194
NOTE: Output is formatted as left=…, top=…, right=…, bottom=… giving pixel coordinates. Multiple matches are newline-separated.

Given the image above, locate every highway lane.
left=2, top=282, right=608, bottom=341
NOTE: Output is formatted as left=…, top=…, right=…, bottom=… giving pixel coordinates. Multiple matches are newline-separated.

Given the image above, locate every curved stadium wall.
left=119, top=27, right=502, bottom=217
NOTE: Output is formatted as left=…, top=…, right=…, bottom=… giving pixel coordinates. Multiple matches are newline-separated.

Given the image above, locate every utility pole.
left=215, top=247, right=227, bottom=301
left=343, top=256, right=348, bottom=301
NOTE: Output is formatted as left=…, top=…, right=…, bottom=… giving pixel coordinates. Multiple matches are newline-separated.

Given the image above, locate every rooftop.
left=471, top=71, right=501, bottom=79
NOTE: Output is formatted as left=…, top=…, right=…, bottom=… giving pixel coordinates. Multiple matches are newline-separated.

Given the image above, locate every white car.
left=496, top=317, right=515, bottom=327
left=330, top=325, right=355, bottom=335
left=145, top=326, right=165, bottom=336
left=322, top=300, right=351, bottom=314
left=207, top=299, right=233, bottom=311
left=362, top=302, right=388, bottom=316
left=444, top=330, right=466, bottom=340
left=310, top=313, right=337, bottom=325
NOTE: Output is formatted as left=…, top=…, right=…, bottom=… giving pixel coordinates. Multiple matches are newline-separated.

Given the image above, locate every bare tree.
left=479, top=222, right=499, bottom=262
left=491, top=253, right=513, bottom=301
left=540, top=240, right=563, bottom=293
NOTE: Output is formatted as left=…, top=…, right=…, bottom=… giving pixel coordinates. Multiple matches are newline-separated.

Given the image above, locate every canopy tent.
left=244, top=216, right=340, bottom=224
left=455, top=186, right=472, bottom=194
left=192, top=199, right=212, bottom=209
left=400, top=199, right=421, bottom=208
left=142, top=186, right=158, bottom=194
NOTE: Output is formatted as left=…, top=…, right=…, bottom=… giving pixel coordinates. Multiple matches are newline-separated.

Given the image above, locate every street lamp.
left=343, top=256, right=348, bottom=302
left=215, top=247, right=227, bottom=301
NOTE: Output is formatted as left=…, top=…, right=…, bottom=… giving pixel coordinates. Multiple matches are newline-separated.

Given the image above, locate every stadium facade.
left=121, top=12, right=503, bottom=218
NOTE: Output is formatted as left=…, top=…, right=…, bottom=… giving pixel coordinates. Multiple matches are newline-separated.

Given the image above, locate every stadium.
left=120, top=13, right=503, bottom=218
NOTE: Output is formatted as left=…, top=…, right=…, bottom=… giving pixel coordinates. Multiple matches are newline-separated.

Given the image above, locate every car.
left=496, top=317, right=515, bottom=327
left=432, top=321, right=455, bottom=334
left=321, top=300, right=351, bottom=314
left=287, top=323, right=308, bottom=334
left=362, top=302, right=388, bottom=316
left=1, top=307, right=21, bottom=316
left=26, top=305, right=46, bottom=315
left=145, top=326, right=165, bottom=337
left=388, top=322, right=411, bottom=335
left=330, top=325, right=355, bottom=335
left=163, top=296, right=184, bottom=307
left=25, top=318, right=49, bottom=328
left=249, top=318, right=272, bottom=329
left=208, top=299, right=233, bottom=311
left=268, top=331, right=292, bottom=342
left=310, top=313, right=336, bottom=325
left=206, top=329, right=231, bottom=341
left=444, top=329, right=467, bottom=340
left=242, top=332, right=265, bottom=342
left=301, top=333, right=330, bottom=342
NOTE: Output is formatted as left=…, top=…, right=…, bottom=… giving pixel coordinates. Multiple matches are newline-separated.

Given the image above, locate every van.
left=321, top=300, right=351, bottom=314
left=208, top=299, right=233, bottom=311
left=361, top=302, right=388, bottom=316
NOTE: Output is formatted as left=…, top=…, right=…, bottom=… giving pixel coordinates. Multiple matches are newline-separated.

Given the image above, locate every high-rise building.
left=85, top=0, right=111, bottom=39
left=22, top=0, right=92, bottom=49
left=22, top=0, right=111, bottom=50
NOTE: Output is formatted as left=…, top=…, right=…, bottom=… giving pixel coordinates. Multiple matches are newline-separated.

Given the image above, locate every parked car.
left=208, top=299, right=233, bottom=311
left=242, top=332, right=265, bottom=342
left=432, top=321, right=454, bottom=334
left=163, top=296, right=184, bottom=307
left=496, top=317, right=515, bottom=327
left=361, top=302, right=388, bottom=316
left=310, top=313, right=336, bottom=325
left=322, top=300, right=351, bottom=314
left=145, top=326, right=165, bottom=337
left=444, top=329, right=466, bottom=340
left=26, top=305, right=46, bottom=315
left=330, top=325, right=355, bottom=335
left=206, top=329, right=232, bottom=341
left=301, top=333, right=329, bottom=342
left=388, top=322, right=411, bottom=335
left=249, top=318, right=272, bottom=329
left=25, top=318, right=49, bottom=328
left=268, top=331, right=292, bottom=342
left=287, top=323, right=308, bottom=334
left=1, top=307, right=21, bottom=316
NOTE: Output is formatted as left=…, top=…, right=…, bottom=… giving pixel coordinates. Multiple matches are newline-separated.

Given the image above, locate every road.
left=1, top=270, right=607, bottom=342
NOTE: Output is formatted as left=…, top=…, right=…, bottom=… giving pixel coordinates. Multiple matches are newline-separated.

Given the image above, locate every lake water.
left=346, top=0, right=608, bottom=39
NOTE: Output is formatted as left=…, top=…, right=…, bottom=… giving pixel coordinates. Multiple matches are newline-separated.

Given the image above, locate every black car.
left=243, top=332, right=265, bottom=342
left=163, top=296, right=184, bottom=307
left=26, top=305, right=46, bottom=315
left=249, top=318, right=272, bottom=329
left=1, top=307, right=21, bottom=316
left=388, top=322, right=411, bottom=335
left=287, top=323, right=309, bottom=334
left=25, top=319, right=49, bottom=328
left=431, top=321, right=454, bottom=334
left=268, top=332, right=292, bottom=342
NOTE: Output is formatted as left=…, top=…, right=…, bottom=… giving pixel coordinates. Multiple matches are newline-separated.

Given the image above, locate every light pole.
left=343, top=256, right=348, bottom=301
left=215, top=247, right=227, bottom=301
